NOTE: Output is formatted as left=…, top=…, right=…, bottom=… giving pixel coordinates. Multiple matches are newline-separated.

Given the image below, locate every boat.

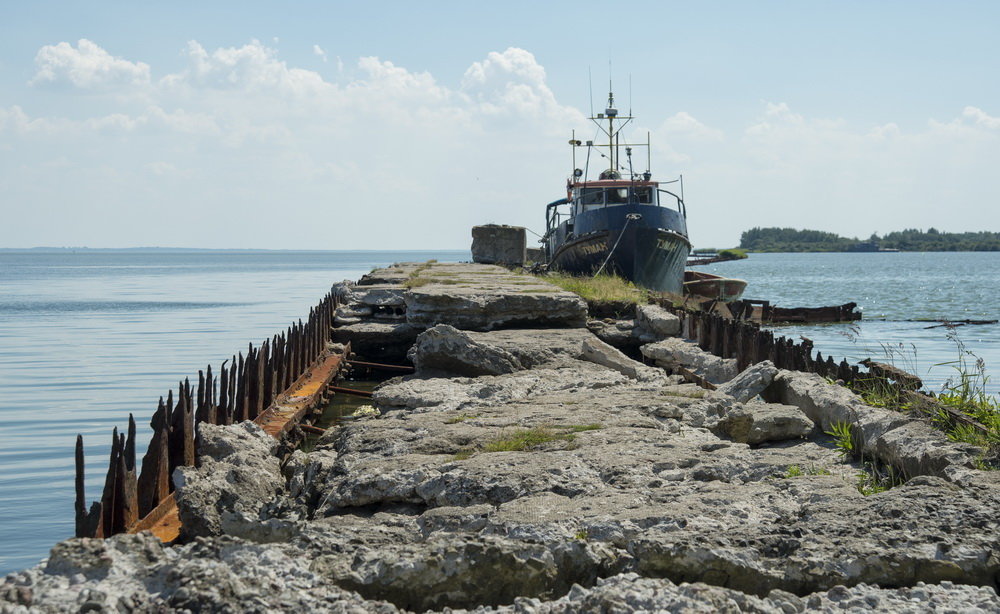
left=683, top=270, right=747, bottom=302
left=542, top=90, right=691, bottom=293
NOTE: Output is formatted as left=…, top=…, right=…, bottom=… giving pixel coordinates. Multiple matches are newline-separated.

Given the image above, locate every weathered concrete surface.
left=330, top=263, right=588, bottom=361
left=714, top=401, right=815, bottom=445
left=635, top=303, right=681, bottom=338
left=471, top=224, right=527, bottom=266
left=716, top=360, right=778, bottom=403
left=173, top=422, right=285, bottom=540
left=404, top=263, right=587, bottom=331
left=580, top=337, right=664, bottom=382
left=766, top=369, right=982, bottom=479
left=410, top=325, right=524, bottom=377
left=8, top=281, right=1000, bottom=611
left=641, top=337, right=738, bottom=384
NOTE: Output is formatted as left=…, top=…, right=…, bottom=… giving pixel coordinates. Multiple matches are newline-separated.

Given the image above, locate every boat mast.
left=606, top=88, right=617, bottom=172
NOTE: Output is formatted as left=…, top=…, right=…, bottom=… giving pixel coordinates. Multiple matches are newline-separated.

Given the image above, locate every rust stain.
left=128, top=347, right=348, bottom=544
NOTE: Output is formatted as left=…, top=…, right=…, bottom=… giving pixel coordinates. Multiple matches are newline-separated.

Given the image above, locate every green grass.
left=452, top=449, right=475, bottom=461
left=933, top=343, right=1000, bottom=450
left=445, top=413, right=477, bottom=424
left=783, top=464, right=831, bottom=478
left=453, top=424, right=603, bottom=458
left=826, top=421, right=855, bottom=459
left=542, top=272, right=648, bottom=303
left=402, top=261, right=438, bottom=289
left=856, top=462, right=904, bottom=496
left=483, top=427, right=576, bottom=452
left=717, top=248, right=748, bottom=260
left=402, top=277, right=431, bottom=289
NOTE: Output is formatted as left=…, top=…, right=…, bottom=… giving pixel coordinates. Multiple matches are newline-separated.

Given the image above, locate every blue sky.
left=2, top=1, right=999, bottom=249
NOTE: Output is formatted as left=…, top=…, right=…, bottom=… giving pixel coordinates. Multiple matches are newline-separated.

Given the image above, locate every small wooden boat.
left=683, top=271, right=747, bottom=302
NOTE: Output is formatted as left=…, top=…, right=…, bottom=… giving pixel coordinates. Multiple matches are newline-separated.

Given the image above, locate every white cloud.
left=162, top=40, right=330, bottom=97
left=962, top=106, right=1000, bottom=130
left=313, top=45, right=328, bottom=62
left=31, top=39, right=150, bottom=89
left=6, top=41, right=1000, bottom=250
left=461, top=48, right=582, bottom=127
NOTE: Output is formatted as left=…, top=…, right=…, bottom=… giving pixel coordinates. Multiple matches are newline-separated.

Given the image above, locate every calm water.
left=0, top=250, right=997, bottom=574
left=703, top=252, right=1000, bottom=395
left=0, top=250, right=466, bottom=574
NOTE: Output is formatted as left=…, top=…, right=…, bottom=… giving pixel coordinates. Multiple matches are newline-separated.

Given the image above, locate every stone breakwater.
left=3, top=262, right=1000, bottom=613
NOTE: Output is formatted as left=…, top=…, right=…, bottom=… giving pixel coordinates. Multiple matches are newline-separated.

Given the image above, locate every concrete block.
left=471, top=225, right=526, bottom=266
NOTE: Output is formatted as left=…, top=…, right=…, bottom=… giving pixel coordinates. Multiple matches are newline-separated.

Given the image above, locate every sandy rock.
left=373, top=363, right=629, bottom=413
left=403, top=264, right=587, bottom=331
left=465, top=328, right=594, bottom=368
left=580, top=337, right=663, bottom=382
left=354, top=284, right=408, bottom=307
left=767, top=370, right=980, bottom=478
left=13, top=307, right=1000, bottom=613
left=635, top=304, right=681, bottom=338
left=174, top=422, right=285, bottom=539
left=641, top=337, right=738, bottom=384
left=714, top=402, right=815, bottom=444
left=410, top=324, right=523, bottom=377
left=716, top=360, right=778, bottom=403
left=1, top=532, right=402, bottom=614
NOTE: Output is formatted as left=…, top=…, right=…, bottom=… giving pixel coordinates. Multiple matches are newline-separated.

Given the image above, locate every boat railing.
left=657, top=188, right=687, bottom=218
left=544, top=198, right=570, bottom=236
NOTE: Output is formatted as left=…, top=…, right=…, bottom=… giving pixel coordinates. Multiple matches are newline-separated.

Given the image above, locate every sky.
left=1, top=1, right=998, bottom=250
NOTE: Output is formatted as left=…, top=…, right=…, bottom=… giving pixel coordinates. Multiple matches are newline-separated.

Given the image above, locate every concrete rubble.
left=5, top=263, right=1000, bottom=613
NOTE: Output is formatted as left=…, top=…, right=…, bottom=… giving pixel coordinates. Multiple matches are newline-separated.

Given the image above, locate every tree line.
left=739, top=227, right=1000, bottom=252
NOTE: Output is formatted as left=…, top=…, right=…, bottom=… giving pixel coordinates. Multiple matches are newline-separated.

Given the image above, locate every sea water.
left=0, top=249, right=997, bottom=574
left=702, top=252, right=1000, bottom=395
left=0, top=250, right=465, bottom=574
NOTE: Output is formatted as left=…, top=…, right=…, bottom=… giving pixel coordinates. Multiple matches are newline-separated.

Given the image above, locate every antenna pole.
left=571, top=129, right=576, bottom=174
left=608, top=99, right=614, bottom=171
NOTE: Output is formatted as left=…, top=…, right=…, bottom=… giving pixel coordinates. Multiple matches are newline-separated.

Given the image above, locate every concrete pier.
left=6, top=262, right=1000, bottom=612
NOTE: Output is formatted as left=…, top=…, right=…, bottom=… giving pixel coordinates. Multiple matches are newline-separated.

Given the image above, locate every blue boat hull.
left=546, top=204, right=691, bottom=293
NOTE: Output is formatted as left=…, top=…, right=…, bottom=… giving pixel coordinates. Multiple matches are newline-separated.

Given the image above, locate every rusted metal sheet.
left=346, top=359, right=415, bottom=373
left=860, top=359, right=923, bottom=390
left=128, top=344, right=349, bottom=543
left=256, top=349, right=348, bottom=439
left=327, top=385, right=373, bottom=399
left=78, top=290, right=341, bottom=541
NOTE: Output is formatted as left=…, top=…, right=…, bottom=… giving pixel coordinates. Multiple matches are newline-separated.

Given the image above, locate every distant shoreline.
left=740, top=227, right=1000, bottom=253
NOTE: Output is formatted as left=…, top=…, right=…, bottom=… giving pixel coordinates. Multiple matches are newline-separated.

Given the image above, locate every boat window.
left=607, top=187, right=628, bottom=204
left=580, top=188, right=604, bottom=205
left=633, top=187, right=653, bottom=204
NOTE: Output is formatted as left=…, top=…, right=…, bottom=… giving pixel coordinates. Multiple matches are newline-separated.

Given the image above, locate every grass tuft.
left=717, top=248, right=748, bottom=260
left=825, top=421, right=855, bottom=459
left=452, top=449, right=474, bottom=461
left=483, top=427, right=576, bottom=452
left=542, top=272, right=648, bottom=303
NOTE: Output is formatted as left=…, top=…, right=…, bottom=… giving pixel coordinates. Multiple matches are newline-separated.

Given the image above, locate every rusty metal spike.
left=75, top=435, right=87, bottom=537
